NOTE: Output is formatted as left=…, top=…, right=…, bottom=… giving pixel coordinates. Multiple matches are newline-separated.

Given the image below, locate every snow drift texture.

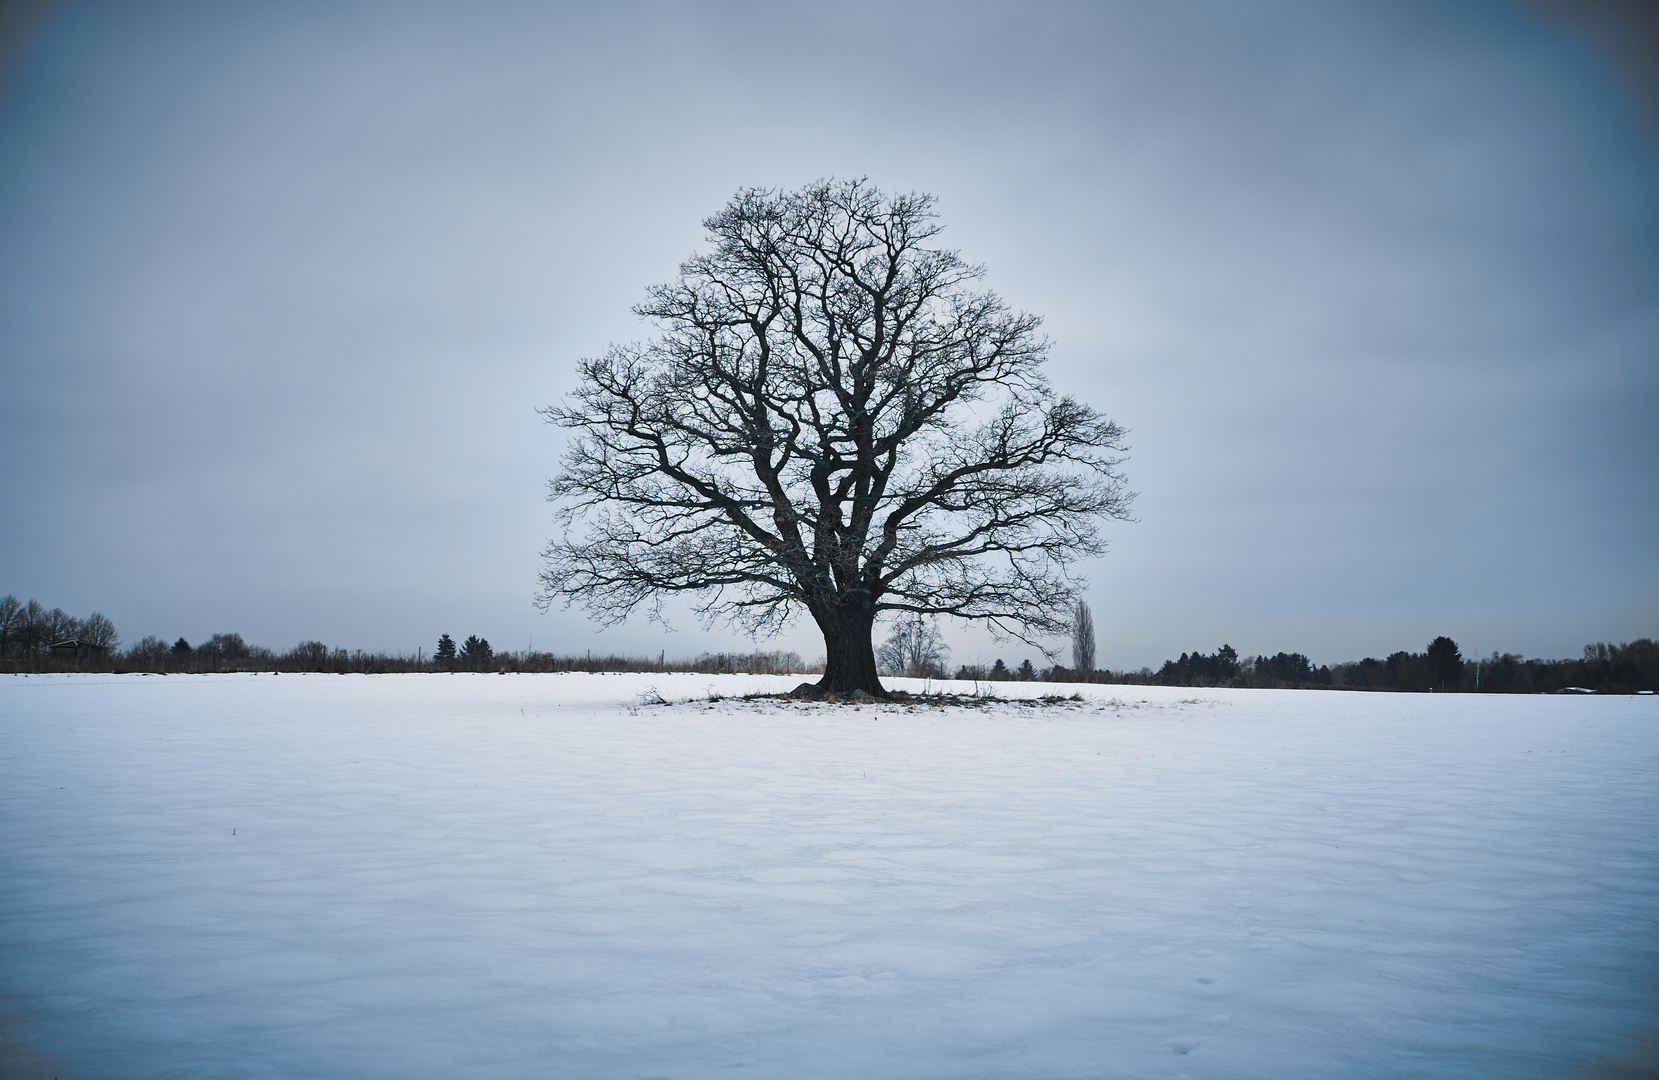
left=1, top=673, right=1655, bottom=1078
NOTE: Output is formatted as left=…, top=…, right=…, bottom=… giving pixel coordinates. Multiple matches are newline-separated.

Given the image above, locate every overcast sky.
left=2, top=0, right=1654, bottom=670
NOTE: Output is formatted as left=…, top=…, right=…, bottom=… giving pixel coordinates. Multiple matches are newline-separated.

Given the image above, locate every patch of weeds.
left=733, top=687, right=1093, bottom=710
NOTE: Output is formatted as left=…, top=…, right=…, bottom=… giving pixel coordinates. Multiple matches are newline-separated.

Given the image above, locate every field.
left=1, top=673, right=1655, bottom=1078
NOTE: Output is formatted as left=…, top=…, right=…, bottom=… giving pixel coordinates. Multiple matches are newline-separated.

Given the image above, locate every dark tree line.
left=953, top=658, right=1041, bottom=682
left=0, top=595, right=119, bottom=659
left=1157, top=644, right=1245, bottom=685
left=11, top=617, right=815, bottom=676
left=1336, top=637, right=1463, bottom=692
left=1459, top=640, right=1658, bottom=695
left=1140, top=645, right=1328, bottom=689
left=11, top=586, right=1649, bottom=694
left=1137, top=636, right=1657, bottom=693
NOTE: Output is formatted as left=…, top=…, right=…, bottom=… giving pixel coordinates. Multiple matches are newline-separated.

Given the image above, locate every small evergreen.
left=461, top=635, right=493, bottom=663
left=1426, top=636, right=1463, bottom=692
left=171, top=637, right=191, bottom=655
left=989, top=659, right=1010, bottom=680
left=435, top=633, right=456, bottom=660
left=1017, top=659, right=1036, bottom=680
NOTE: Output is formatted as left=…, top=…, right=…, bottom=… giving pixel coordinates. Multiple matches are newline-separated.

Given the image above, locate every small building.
left=49, top=639, right=109, bottom=660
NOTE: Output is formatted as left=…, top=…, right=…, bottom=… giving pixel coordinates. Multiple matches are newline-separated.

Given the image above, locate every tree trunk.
left=815, top=605, right=885, bottom=696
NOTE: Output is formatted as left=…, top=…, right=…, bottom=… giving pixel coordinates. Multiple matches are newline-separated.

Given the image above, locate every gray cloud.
left=1, top=0, right=1653, bottom=667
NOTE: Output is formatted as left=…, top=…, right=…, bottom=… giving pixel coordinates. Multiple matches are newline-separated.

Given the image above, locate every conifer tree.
left=1426, top=636, right=1463, bottom=692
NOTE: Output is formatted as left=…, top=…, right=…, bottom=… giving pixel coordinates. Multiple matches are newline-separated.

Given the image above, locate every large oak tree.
left=540, top=180, right=1131, bottom=695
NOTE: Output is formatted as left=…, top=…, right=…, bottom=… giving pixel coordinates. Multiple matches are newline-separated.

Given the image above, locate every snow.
left=1, top=672, right=1655, bottom=1078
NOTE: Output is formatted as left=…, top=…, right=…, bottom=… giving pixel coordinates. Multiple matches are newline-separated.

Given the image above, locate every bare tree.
left=290, top=641, right=327, bottom=670
left=201, top=632, right=248, bottom=659
left=126, top=636, right=171, bottom=664
left=81, top=612, right=120, bottom=651
left=43, top=607, right=76, bottom=647
left=875, top=614, right=950, bottom=679
left=0, top=595, right=19, bottom=657
left=1071, top=599, right=1096, bottom=676
left=18, top=599, right=46, bottom=658
left=541, top=179, right=1132, bottom=695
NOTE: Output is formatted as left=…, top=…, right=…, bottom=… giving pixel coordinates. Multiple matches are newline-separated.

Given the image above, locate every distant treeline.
left=5, top=593, right=1651, bottom=693
left=7, top=643, right=813, bottom=676
left=1, top=601, right=814, bottom=676
left=0, top=596, right=118, bottom=659
left=948, top=637, right=1657, bottom=694
left=1130, top=637, right=1658, bottom=694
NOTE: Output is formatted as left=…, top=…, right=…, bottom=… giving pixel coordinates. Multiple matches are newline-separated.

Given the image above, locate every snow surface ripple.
left=0, top=673, right=1654, bottom=1078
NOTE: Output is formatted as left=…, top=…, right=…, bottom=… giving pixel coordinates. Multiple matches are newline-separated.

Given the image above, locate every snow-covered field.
left=1, top=673, right=1654, bottom=1079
